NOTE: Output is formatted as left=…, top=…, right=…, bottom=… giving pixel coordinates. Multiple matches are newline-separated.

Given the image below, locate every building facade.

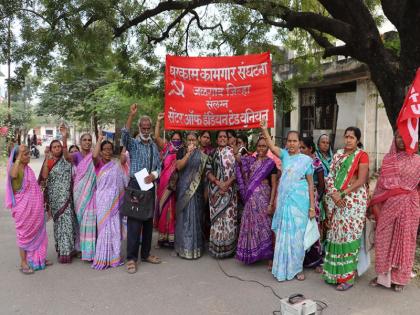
left=274, top=58, right=394, bottom=172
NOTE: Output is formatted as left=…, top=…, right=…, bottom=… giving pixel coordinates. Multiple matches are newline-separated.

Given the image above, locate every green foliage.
left=273, top=81, right=294, bottom=113
left=383, top=32, right=400, bottom=56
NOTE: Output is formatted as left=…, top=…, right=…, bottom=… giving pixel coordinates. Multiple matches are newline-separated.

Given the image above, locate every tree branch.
left=189, top=9, right=223, bottom=31
left=323, top=45, right=351, bottom=58
left=113, top=0, right=216, bottom=38
left=381, top=0, right=405, bottom=31
left=148, top=9, right=191, bottom=44
left=83, top=15, right=99, bottom=29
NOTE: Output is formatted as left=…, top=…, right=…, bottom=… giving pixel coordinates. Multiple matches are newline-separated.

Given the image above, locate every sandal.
left=126, top=260, right=137, bottom=274
left=394, top=285, right=404, bottom=293
left=19, top=267, right=34, bottom=275
left=336, top=283, right=353, bottom=291
left=369, top=278, right=379, bottom=287
left=296, top=272, right=305, bottom=281
left=141, top=255, right=161, bottom=264
left=267, top=260, right=273, bottom=272
left=314, top=266, right=323, bottom=274
left=45, top=260, right=54, bottom=267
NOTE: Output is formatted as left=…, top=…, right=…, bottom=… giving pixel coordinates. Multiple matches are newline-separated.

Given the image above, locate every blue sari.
left=272, top=150, right=313, bottom=281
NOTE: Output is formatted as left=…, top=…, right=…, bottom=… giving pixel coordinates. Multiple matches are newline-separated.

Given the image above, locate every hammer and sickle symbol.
left=168, top=80, right=185, bottom=98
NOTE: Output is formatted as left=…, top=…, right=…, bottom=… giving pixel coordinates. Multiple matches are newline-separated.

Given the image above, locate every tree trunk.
left=92, top=113, right=99, bottom=140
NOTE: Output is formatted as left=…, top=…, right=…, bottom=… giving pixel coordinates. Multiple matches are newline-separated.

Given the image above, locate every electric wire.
left=215, top=259, right=328, bottom=314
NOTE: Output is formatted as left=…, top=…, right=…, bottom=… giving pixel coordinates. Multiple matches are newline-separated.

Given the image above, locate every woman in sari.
left=206, top=130, right=238, bottom=258
left=5, top=145, right=49, bottom=274
left=42, top=140, right=76, bottom=263
left=261, top=122, right=315, bottom=281
left=154, top=112, right=183, bottom=248
left=316, top=134, right=333, bottom=177
left=175, top=132, right=208, bottom=259
left=370, top=131, right=420, bottom=292
left=322, top=127, right=369, bottom=291
left=199, top=130, right=214, bottom=156
left=92, top=137, right=126, bottom=269
left=234, top=137, right=277, bottom=265
left=62, top=127, right=97, bottom=261
left=300, top=137, right=325, bottom=273
left=199, top=130, right=214, bottom=241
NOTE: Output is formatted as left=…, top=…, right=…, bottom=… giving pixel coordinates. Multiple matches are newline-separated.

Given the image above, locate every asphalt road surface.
left=0, top=147, right=419, bottom=315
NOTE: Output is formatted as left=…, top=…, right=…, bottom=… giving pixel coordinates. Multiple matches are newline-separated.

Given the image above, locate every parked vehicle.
left=30, top=144, right=40, bottom=159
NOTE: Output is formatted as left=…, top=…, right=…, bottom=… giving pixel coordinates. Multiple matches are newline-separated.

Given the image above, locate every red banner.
left=397, top=68, right=420, bottom=154
left=164, top=52, right=274, bottom=130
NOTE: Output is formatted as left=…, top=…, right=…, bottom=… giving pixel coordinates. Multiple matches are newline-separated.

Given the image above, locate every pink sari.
left=155, top=143, right=179, bottom=247
left=371, top=141, right=420, bottom=286
left=5, top=149, right=48, bottom=270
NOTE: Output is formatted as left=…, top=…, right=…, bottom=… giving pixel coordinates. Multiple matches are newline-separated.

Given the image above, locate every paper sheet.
left=134, top=168, right=154, bottom=191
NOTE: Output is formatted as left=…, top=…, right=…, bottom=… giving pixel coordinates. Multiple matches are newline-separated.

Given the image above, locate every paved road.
left=0, top=148, right=419, bottom=315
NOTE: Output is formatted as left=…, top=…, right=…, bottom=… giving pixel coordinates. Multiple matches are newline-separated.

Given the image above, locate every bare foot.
left=296, top=272, right=305, bottom=281
left=394, top=285, right=404, bottom=293
left=369, top=278, right=379, bottom=287
left=267, top=260, right=273, bottom=271
left=315, top=266, right=323, bottom=273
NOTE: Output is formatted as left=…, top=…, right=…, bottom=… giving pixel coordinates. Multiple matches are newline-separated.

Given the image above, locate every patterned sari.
left=206, top=146, right=238, bottom=258
left=5, top=149, right=48, bottom=270
left=46, top=157, right=77, bottom=261
left=371, top=142, right=420, bottom=287
left=175, top=149, right=208, bottom=259
left=322, top=149, right=369, bottom=285
left=272, top=151, right=313, bottom=281
left=235, top=156, right=275, bottom=264
left=156, top=142, right=180, bottom=247
left=73, top=152, right=97, bottom=261
left=92, top=160, right=126, bottom=269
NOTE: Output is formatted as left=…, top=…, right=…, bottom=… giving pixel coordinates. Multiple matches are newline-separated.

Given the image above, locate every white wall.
left=362, top=80, right=394, bottom=171
left=290, top=89, right=299, bottom=131
left=287, top=79, right=394, bottom=173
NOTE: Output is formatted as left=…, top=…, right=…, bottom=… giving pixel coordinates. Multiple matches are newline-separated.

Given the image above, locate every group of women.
left=5, top=112, right=420, bottom=294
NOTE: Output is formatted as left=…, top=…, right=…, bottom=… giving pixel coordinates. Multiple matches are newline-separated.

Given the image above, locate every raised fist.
left=130, top=104, right=138, bottom=115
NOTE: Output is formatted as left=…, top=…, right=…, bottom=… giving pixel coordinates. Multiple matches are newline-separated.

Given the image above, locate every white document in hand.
left=134, top=168, right=154, bottom=191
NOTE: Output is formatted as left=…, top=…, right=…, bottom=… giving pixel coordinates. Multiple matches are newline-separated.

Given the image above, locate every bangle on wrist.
left=340, top=191, right=346, bottom=198
left=15, top=159, right=20, bottom=164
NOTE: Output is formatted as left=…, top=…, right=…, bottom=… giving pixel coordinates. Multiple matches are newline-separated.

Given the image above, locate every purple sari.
left=235, top=156, right=275, bottom=264
left=92, top=160, right=125, bottom=269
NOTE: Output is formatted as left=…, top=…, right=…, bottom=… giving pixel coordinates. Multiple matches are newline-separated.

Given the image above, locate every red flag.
left=164, top=52, right=274, bottom=130
left=397, top=68, right=420, bottom=154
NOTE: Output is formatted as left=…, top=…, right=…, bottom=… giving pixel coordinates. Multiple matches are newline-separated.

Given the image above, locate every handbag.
left=120, top=146, right=155, bottom=220
left=304, top=218, right=320, bottom=251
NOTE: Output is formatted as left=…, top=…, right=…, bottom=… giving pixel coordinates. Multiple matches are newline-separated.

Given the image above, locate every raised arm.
left=92, top=132, right=104, bottom=166
left=260, top=120, right=281, bottom=157
left=120, top=146, right=128, bottom=166
left=60, top=125, right=73, bottom=163
left=10, top=145, right=26, bottom=179
left=121, top=104, right=138, bottom=150
left=125, top=103, right=138, bottom=130
left=41, top=147, right=52, bottom=180
left=176, top=144, right=194, bottom=171
left=154, top=112, right=166, bottom=150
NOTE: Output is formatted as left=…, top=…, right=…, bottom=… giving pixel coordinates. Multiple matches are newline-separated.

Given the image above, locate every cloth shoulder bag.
left=120, top=146, right=155, bottom=220
left=304, top=218, right=320, bottom=251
